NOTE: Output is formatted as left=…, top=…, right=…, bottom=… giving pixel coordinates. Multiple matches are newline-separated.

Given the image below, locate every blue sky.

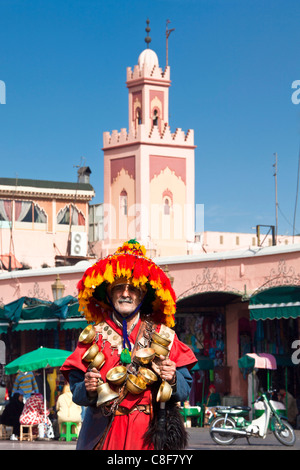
left=1, top=0, right=300, bottom=236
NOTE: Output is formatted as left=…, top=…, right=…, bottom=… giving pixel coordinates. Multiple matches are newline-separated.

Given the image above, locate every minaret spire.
left=145, top=18, right=151, bottom=49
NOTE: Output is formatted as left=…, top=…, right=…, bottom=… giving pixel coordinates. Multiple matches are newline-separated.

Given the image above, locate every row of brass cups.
left=79, top=325, right=117, bottom=407
left=79, top=325, right=173, bottom=405
left=150, top=331, right=173, bottom=403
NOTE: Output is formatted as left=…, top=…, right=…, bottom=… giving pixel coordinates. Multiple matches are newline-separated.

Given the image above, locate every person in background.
left=204, top=384, right=221, bottom=425
left=19, top=392, right=53, bottom=438
left=205, top=384, right=221, bottom=407
left=34, top=370, right=50, bottom=404
left=11, top=371, right=38, bottom=401
left=56, top=384, right=82, bottom=438
left=47, top=368, right=58, bottom=408
left=0, top=392, right=24, bottom=440
left=278, top=388, right=299, bottom=427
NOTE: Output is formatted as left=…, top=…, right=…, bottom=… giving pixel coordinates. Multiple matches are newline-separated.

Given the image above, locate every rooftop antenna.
left=65, top=156, right=86, bottom=260
left=73, top=156, right=86, bottom=179
left=273, top=152, right=278, bottom=244
left=166, top=19, right=175, bottom=67
left=293, top=143, right=300, bottom=242
left=145, top=19, right=151, bottom=49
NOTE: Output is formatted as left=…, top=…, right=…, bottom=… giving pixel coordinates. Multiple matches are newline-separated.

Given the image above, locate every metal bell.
left=96, top=381, right=119, bottom=407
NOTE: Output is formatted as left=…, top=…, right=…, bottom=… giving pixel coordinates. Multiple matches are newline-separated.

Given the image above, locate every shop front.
left=175, top=284, right=300, bottom=426
left=0, top=296, right=87, bottom=394
left=175, top=290, right=246, bottom=410
left=248, top=285, right=300, bottom=404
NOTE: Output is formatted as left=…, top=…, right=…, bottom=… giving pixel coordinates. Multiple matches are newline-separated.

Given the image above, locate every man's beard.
left=118, top=298, right=133, bottom=304
left=116, top=298, right=136, bottom=317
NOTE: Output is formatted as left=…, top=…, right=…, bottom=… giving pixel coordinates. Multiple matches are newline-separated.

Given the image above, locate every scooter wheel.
left=273, top=419, right=296, bottom=446
left=209, top=416, right=237, bottom=445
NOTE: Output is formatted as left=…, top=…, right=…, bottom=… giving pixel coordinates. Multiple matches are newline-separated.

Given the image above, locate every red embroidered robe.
left=61, top=316, right=196, bottom=450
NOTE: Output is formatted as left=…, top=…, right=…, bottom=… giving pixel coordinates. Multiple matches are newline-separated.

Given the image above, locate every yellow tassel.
left=95, top=273, right=104, bottom=286
left=132, top=275, right=148, bottom=287
left=84, top=276, right=95, bottom=289
left=103, top=264, right=115, bottom=284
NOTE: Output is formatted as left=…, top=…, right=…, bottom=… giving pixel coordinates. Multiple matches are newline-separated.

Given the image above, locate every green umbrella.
left=5, top=346, right=72, bottom=375
left=5, top=346, right=72, bottom=430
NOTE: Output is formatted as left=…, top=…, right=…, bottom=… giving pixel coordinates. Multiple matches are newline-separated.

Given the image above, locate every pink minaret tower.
left=102, top=20, right=196, bottom=257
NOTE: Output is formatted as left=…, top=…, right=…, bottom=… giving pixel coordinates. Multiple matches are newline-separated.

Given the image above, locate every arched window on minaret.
left=136, top=108, right=142, bottom=125
left=133, top=96, right=142, bottom=130
left=152, top=109, right=159, bottom=126
left=164, top=198, right=170, bottom=215
left=163, top=189, right=173, bottom=215
left=120, top=190, right=128, bottom=216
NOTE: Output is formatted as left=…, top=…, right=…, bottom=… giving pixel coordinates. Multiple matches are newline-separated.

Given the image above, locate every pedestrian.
left=0, top=392, right=24, bottom=440
left=61, top=240, right=197, bottom=450
left=11, top=370, right=39, bottom=401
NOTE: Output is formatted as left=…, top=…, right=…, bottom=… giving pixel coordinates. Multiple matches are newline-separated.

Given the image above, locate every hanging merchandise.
left=192, top=316, right=204, bottom=353
left=209, top=348, right=216, bottom=359
left=275, top=319, right=282, bottom=355
left=202, top=317, right=211, bottom=356
left=240, top=335, right=251, bottom=357
left=177, top=312, right=225, bottom=369
left=215, top=349, right=224, bottom=367
left=254, top=320, right=264, bottom=352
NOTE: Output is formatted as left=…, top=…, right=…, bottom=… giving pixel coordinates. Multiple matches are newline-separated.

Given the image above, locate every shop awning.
left=12, top=317, right=87, bottom=332
left=0, top=296, right=87, bottom=332
left=238, top=353, right=277, bottom=371
left=0, top=252, right=23, bottom=270
left=0, top=323, right=9, bottom=335
left=191, top=357, right=214, bottom=372
left=249, top=286, right=300, bottom=321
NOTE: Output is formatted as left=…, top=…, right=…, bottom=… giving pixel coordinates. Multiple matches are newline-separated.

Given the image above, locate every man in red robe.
left=61, top=240, right=196, bottom=450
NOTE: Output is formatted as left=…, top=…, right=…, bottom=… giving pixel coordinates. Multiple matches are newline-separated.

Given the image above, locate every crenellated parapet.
left=126, top=64, right=170, bottom=84
left=103, top=123, right=194, bottom=148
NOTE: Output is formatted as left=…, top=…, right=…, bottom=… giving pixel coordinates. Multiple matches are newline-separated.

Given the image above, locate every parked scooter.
left=209, top=390, right=295, bottom=446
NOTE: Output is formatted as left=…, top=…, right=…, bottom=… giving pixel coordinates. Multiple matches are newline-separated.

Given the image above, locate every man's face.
left=110, top=283, right=143, bottom=318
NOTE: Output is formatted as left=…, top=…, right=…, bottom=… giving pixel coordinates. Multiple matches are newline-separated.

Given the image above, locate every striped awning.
left=249, top=286, right=300, bottom=321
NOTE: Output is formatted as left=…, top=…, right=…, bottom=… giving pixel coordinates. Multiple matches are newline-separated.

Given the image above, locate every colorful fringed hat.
left=77, top=240, right=176, bottom=327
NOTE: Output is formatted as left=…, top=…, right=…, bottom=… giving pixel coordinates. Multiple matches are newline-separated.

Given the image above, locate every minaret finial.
left=145, top=18, right=151, bottom=49
left=166, top=19, right=175, bottom=67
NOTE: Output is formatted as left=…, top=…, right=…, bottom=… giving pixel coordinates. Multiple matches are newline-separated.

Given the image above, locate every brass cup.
left=152, top=331, right=171, bottom=347
left=106, top=366, right=127, bottom=385
left=82, top=343, right=99, bottom=362
left=156, top=380, right=172, bottom=402
left=150, top=341, right=169, bottom=357
left=135, top=347, right=156, bottom=365
left=89, top=351, right=105, bottom=370
left=79, top=324, right=96, bottom=344
left=96, top=381, right=119, bottom=407
left=138, top=367, right=158, bottom=385
left=126, top=374, right=147, bottom=395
